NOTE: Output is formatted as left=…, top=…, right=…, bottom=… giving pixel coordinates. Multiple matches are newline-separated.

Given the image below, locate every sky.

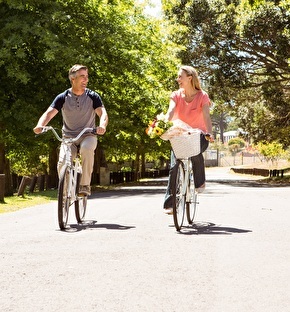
left=141, top=0, right=162, bottom=17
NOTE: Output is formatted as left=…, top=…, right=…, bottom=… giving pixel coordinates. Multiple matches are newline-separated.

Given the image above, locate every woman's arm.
left=165, top=99, right=176, bottom=121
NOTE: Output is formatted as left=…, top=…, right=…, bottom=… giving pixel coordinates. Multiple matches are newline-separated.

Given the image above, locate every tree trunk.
left=141, top=152, right=146, bottom=178
left=48, top=143, right=58, bottom=188
left=219, top=113, right=225, bottom=144
left=134, top=151, right=140, bottom=181
left=92, top=144, right=107, bottom=185
left=0, top=142, right=4, bottom=174
left=0, top=143, right=13, bottom=196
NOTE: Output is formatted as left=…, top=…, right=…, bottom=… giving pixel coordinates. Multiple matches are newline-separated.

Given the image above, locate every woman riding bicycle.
left=163, top=65, right=213, bottom=214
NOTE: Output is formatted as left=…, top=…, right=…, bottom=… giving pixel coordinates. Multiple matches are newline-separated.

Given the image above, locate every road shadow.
left=175, top=222, right=252, bottom=235
left=89, top=186, right=166, bottom=198
left=62, top=220, right=136, bottom=233
left=90, top=178, right=290, bottom=201
left=207, top=179, right=290, bottom=188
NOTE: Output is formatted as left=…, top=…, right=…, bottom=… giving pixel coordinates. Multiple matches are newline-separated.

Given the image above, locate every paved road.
left=0, top=167, right=289, bottom=312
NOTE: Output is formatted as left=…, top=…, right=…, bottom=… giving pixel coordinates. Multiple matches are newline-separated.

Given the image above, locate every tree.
left=163, top=0, right=290, bottom=145
left=0, top=0, right=182, bottom=193
left=255, top=141, right=286, bottom=166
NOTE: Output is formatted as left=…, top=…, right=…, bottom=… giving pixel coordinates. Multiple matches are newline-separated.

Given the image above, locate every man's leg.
left=79, top=135, right=98, bottom=187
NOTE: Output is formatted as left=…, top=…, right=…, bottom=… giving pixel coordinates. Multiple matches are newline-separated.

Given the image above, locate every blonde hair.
left=180, top=65, right=201, bottom=90
left=68, top=64, right=88, bottom=82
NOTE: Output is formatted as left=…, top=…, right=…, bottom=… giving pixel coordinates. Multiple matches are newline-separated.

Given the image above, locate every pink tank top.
left=171, top=89, right=210, bottom=132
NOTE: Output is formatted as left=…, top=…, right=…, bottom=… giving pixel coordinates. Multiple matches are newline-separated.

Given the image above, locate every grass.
left=0, top=190, right=57, bottom=214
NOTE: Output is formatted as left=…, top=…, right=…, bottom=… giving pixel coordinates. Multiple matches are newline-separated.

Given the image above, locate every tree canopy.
left=0, top=0, right=181, bottom=192
left=163, top=0, right=290, bottom=145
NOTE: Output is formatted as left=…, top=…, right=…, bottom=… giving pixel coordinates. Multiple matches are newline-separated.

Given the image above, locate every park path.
left=0, top=167, right=289, bottom=312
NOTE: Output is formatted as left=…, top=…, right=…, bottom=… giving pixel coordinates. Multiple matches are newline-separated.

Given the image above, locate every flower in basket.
left=146, top=113, right=173, bottom=139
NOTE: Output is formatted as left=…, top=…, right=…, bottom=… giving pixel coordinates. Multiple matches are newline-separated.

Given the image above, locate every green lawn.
left=0, top=190, right=57, bottom=214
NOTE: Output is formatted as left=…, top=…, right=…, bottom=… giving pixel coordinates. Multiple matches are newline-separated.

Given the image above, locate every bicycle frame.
left=39, top=126, right=95, bottom=229
left=61, top=141, right=82, bottom=205
left=182, top=158, right=192, bottom=204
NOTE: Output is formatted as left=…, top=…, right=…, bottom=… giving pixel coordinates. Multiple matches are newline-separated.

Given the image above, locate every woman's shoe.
left=164, top=208, right=173, bottom=215
left=196, top=183, right=205, bottom=193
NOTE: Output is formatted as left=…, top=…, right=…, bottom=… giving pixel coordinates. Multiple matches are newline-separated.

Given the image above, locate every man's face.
left=72, top=69, right=89, bottom=90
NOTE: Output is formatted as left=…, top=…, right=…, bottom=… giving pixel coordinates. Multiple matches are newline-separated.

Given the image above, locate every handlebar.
left=39, top=126, right=96, bottom=143
left=184, top=129, right=213, bottom=142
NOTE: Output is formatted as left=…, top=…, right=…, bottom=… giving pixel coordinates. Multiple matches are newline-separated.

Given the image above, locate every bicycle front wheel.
left=58, top=165, right=71, bottom=230
left=75, top=172, right=87, bottom=223
left=75, top=196, right=87, bottom=223
left=172, top=160, right=186, bottom=231
left=186, top=169, right=198, bottom=224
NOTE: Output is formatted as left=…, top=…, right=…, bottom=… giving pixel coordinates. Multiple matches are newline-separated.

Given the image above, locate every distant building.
left=223, top=128, right=247, bottom=143
left=223, top=130, right=239, bottom=143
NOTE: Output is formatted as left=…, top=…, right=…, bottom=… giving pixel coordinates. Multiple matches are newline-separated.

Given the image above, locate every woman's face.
left=176, top=69, right=192, bottom=89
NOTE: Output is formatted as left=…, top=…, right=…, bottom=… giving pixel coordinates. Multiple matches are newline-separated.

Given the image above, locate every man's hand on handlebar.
left=96, top=126, right=106, bottom=135
left=33, top=126, right=44, bottom=134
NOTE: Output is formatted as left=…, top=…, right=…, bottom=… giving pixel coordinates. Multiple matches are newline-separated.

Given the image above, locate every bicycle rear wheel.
left=58, top=165, right=71, bottom=230
left=172, top=160, right=186, bottom=231
left=186, top=169, right=198, bottom=224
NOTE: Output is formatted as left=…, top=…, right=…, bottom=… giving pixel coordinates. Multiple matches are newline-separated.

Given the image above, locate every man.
left=33, top=64, right=108, bottom=196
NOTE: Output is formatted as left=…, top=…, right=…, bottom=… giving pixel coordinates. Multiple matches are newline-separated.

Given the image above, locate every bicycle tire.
left=74, top=172, right=86, bottom=223
left=58, top=165, right=71, bottom=230
left=75, top=196, right=87, bottom=223
left=186, top=169, right=198, bottom=224
left=172, top=160, right=186, bottom=231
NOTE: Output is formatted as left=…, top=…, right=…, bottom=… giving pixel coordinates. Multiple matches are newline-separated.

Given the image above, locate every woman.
left=164, top=65, right=214, bottom=214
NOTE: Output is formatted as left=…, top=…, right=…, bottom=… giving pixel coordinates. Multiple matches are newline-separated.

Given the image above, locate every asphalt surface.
left=0, top=167, right=289, bottom=312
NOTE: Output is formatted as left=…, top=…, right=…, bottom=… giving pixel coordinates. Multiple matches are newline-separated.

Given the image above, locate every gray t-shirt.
left=50, top=88, right=103, bottom=137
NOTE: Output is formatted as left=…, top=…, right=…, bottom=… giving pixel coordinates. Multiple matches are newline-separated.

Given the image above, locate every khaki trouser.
left=57, top=134, right=98, bottom=186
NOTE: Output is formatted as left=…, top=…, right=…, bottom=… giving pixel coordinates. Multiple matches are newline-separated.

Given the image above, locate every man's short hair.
left=68, top=64, right=88, bottom=81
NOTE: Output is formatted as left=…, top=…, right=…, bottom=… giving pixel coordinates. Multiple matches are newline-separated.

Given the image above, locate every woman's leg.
left=163, top=151, right=176, bottom=209
left=191, top=135, right=209, bottom=189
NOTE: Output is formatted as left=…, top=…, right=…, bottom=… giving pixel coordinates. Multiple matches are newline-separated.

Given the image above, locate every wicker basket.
left=170, top=130, right=201, bottom=159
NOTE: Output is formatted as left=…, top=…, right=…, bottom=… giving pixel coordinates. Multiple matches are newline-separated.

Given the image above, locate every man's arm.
left=33, top=107, right=59, bottom=134
left=95, top=106, right=108, bottom=135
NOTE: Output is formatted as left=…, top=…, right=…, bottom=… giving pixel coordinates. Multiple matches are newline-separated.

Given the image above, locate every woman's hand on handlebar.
left=205, top=133, right=214, bottom=143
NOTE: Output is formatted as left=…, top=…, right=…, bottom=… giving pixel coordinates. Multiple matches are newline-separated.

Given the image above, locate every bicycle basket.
left=170, top=130, right=201, bottom=159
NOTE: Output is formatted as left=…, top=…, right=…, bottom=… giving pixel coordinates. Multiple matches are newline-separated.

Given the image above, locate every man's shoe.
left=164, top=208, right=173, bottom=215
left=78, top=185, right=91, bottom=196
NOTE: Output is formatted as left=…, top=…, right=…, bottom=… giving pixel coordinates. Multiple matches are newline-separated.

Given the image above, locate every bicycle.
left=168, top=129, right=205, bottom=231
left=39, top=126, right=96, bottom=230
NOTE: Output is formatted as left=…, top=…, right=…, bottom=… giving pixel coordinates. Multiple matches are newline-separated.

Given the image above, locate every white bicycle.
left=40, top=126, right=96, bottom=230
left=167, top=129, right=208, bottom=231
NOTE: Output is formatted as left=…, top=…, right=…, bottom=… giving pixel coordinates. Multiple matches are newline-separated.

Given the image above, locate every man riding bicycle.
left=33, top=64, right=108, bottom=196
